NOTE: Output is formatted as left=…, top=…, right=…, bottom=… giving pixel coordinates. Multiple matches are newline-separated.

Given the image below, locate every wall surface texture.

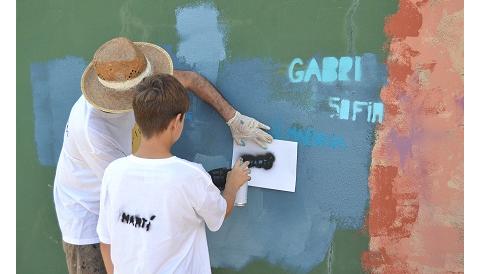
left=17, top=0, right=463, bottom=273
left=363, top=0, right=464, bottom=273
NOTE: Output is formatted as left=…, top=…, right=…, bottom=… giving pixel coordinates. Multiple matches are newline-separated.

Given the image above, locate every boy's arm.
left=173, top=70, right=273, bottom=148
left=221, top=186, right=237, bottom=219
left=100, top=242, right=114, bottom=274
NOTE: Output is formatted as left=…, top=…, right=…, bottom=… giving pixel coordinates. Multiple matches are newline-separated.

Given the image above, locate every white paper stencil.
left=231, top=139, right=298, bottom=192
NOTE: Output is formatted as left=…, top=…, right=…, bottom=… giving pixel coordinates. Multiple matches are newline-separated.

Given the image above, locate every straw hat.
left=81, top=37, right=173, bottom=113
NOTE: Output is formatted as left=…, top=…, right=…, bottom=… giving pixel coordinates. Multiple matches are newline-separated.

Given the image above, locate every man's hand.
left=227, top=111, right=273, bottom=149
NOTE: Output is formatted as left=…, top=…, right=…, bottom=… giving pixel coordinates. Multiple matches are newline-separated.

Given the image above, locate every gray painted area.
left=176, top=3, right=226, bottom=83
left=172, top=53, right=386, bottom=271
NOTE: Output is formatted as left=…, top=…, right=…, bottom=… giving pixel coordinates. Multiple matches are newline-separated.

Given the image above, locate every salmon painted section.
left=363, top=0, right=463, bottom=273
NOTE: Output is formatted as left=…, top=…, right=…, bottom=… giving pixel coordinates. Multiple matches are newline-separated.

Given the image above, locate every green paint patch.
left=310, top=230, right=369, bottom=274
left=353, top=0, right=398, bottom=61
left=216, top=0, right=352, bottom=62
left=17, top=0, right=396, bottom=63
left=215, top=0, right=397, bottom=63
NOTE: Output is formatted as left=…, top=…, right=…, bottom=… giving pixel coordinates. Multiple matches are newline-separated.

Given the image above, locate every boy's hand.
left=227, top=111, right=273, bottom=149
left=226, top=158, right=251, bottom=191
left=223, top=159, right=250, bottom=218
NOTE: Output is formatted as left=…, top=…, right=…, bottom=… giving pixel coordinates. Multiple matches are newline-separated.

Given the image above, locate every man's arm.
left=100, top=242, right=114, bottom=274
left=173, top=70, right=273, bottom=148
left=173, top=70, right=235, bottom=121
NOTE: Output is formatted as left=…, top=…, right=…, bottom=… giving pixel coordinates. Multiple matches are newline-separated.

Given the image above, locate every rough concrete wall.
left=363, top=0, right=464, bottom=273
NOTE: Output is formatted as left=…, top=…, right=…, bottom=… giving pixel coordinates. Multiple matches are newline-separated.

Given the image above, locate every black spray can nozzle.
left=207, top=152, right=275, bottom=191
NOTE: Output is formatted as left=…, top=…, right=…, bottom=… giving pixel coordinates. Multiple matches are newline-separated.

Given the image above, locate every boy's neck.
left=134, top=134, right=173, bottom=159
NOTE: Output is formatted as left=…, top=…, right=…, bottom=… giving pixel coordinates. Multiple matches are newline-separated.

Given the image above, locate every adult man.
left=53, top=37, right=272, bottom=274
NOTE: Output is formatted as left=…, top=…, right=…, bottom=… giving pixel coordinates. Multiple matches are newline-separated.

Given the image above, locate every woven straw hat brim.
left=81, top=42, right=173, bottom=113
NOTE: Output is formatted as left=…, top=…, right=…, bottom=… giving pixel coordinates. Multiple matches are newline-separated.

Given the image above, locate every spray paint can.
left=234, top=183, right=248, bottom=206
left=234, top=157, right=248, bottom=206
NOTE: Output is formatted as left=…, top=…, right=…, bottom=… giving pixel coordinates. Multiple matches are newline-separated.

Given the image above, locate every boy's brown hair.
left=133, top=74, right=189, bottom=138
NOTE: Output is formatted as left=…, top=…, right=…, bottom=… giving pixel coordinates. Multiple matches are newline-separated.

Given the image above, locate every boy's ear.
left=171, top=113, right=183, bottom=129
left=176, top=113, right=184, bottom=122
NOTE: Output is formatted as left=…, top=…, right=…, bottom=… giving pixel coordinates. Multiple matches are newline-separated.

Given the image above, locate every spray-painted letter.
left=304, top=58, right=322, bottom=82
left=338, top=57, right=353, bottom=81
left=288, top=58, right=305, bottom=83
left=352, top=101, right=368, bottom=121
left=355, top=56, right=362, bottom=81
left=322, top=57, right=338, bottom=82
left=371, top=103, right=384, bottom=123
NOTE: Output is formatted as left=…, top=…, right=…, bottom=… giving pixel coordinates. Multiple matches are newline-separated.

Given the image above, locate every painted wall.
left=17, top=0, right=463, bottom=273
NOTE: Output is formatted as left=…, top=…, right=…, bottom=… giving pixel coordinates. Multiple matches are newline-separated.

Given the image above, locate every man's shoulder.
left=65, top=97, right=107, bottom=143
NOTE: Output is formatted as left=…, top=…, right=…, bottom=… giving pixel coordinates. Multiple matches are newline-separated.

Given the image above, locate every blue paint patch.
left=193, top=153, right=229, bottom=171
left=269, top=122, right=347, bottom=149
left=176, top=3, right=226, bottom=83
left=171, top=54, right=386, bottom=271
left=30, top=56, right=86, bottom=166
left=286, top=127, right=346, bottom=149
left=185, top=111, right=193, bottom=121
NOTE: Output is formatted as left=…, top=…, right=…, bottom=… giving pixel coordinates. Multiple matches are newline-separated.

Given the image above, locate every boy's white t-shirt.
left=53, top=96, right=135, bottom=244
left=97, top=155, right=227, bottom=274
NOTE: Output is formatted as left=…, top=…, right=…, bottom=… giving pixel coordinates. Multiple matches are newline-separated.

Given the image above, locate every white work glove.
left=227, top=111, right=273, bottom=149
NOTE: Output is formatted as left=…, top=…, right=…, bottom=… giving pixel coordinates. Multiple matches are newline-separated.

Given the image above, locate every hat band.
left=97, top=59, right=152, bottom=91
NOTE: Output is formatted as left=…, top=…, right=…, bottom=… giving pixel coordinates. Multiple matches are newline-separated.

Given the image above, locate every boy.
left=96, top=74, right=251, bottom=274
